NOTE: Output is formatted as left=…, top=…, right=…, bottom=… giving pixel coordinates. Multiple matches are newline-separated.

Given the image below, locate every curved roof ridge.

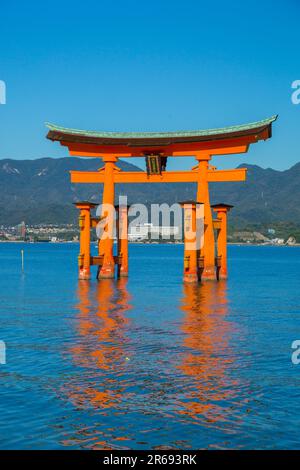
left=45, top=115, right=278, bottom=139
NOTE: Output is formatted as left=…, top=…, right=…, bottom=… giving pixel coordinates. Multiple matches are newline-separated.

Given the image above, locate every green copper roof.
left=46, top=115, right=277, bottom=140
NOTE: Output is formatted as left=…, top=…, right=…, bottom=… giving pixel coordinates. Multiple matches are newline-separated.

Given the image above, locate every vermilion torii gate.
left=46, top=115, right=277, bottom=282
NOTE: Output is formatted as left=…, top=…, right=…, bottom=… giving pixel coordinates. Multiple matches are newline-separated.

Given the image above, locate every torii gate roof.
left=46, top=115, right=276, bottom=144
left=46, top=115, right=277, bottom=157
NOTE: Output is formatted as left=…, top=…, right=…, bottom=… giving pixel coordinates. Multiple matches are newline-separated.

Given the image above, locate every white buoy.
left=21, top=249, right=24, bottom=272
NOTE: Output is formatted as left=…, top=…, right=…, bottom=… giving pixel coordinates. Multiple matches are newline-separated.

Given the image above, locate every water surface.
left=0, top=243, right=299, bottom=449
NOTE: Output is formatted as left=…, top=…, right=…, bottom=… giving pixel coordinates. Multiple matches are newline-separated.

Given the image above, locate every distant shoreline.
left=1, top=240, right=300, bottom=247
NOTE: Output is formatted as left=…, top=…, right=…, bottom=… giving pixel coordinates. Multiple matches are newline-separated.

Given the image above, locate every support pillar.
left=116, top=204, right=129, bottom=278
left=74, top=202, right=97, bottom=280
left=98, top=156, right=118, bottom=279
left=196, top=153, right=216, bottom=281
left=212, top=203, right=233, bottom=280
left=180, top=201, right=200, bottom=283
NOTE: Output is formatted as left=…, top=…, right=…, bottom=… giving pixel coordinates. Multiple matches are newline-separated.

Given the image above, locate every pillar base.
left=79, top=268, right=91, bottom=280
left=218, top=269, right=228, bottom=280
left=183, top=272, right=199, bottom=283
left=200, top=266, right=216, bottom=281
left=98, top=263, right=115, bottom=279
left=118, top=270, right=128, bottom=278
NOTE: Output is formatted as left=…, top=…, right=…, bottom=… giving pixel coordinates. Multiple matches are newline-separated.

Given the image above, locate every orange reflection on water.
left=178, top=281, right=240, bottom=424
left=65, top=278, right=132, bottom=412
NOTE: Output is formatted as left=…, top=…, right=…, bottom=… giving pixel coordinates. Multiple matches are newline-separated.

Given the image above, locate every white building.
left=128, top=223, right=180, bottom=241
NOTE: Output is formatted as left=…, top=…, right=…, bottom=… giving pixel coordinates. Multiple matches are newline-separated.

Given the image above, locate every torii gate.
left=46, top=115, right=277, bottom=282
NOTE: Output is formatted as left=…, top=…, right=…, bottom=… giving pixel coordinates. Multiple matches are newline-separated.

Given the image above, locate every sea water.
left=0, top=243, right=299, bottom=449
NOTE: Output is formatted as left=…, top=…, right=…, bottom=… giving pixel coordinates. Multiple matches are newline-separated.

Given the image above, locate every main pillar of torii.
left=97, top=155, right=117, bottom=279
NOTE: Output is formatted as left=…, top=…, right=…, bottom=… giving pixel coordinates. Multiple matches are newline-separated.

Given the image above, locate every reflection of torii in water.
left=178, top=281, right=246, bottom=425
left=63, top=279, right=132, bottom=412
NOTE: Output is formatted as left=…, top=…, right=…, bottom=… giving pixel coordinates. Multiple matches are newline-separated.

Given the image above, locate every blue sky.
left=0, top=0, right=299, bottom=170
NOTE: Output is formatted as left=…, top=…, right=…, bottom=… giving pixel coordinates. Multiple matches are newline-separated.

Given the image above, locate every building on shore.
left=129, top=223, right=180, bottom=241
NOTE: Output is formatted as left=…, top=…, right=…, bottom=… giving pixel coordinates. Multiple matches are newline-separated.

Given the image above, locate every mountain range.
left=0, top=157, right=299, bottom=226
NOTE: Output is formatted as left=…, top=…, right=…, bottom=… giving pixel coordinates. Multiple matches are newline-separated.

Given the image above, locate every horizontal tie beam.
left=70, top=168, right=247, bottom=184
